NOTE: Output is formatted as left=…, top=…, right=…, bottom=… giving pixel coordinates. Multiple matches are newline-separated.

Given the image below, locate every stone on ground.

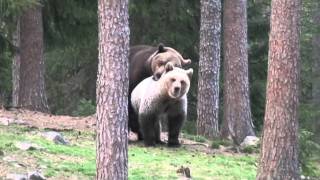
left=6, top=173, right=27, bottom=180
left=42, top=131, right=69, bottom=145
left=240, top=136, right=260, bottom=148
left=28, top=171, right=46, bottom=180
left=15, top=142, right=43, bottom=151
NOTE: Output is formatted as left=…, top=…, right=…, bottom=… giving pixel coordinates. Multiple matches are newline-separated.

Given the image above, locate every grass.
left=211, top=139, right=234, bottom=149
left=1, top=124, right=258, bottom=179
left=129, top=146, right=256, bottom=180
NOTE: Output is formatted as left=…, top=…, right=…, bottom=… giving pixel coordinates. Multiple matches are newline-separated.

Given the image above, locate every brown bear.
left=130, top=63, right=193, bottom=147
left=129, top=44, right=191, bottom=140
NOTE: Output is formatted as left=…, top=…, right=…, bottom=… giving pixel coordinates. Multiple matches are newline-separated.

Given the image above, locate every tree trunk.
left=18, top=5, right=49, bottom=112
left=221, top=0, right=255, bottom=144
left=12, top=19, right=20, bottom=107
left=197, top=0, right=221, bottom=139
left=256, top=0, right=301, bottom=179
left=96, top=0, right=129, bottom=179
left=312, top=0, right=320, bottom=144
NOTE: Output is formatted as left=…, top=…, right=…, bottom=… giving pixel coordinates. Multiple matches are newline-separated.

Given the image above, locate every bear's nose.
left=174, top=87, right=180, bottom=93
left=154, top=73, right=161, bottom=80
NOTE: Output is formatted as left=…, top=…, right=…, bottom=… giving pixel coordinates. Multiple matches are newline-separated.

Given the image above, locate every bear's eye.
left=159, top=61, right=166, bottom=66
left=171, top=78, right=176, bottom=82
left=180, top=80, right=185, bottom=85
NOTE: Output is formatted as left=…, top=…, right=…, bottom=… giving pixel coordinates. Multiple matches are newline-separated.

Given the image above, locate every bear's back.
left=129, top=45, right=158, bottom=91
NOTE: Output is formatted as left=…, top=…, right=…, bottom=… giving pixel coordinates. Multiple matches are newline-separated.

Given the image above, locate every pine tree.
left=96, top=0, right=130, bottom=179
left=257, top=0, right=301, bottom=178
left=221, top=0, right=255, bottom=144
left=197, top=0, right=221, bottom=139
left=15, top=4, right=49, bottom=112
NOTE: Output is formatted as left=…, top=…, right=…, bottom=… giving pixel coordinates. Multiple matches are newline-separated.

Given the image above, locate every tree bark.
left=312, top=0, right=320, bottom=144
left=221, top=0, right=255, bottom=144
left=197, top=0, right=221, bottom=139
left=96, top=0, right=129, bottom=179
left=18, top=5, right=49, bottom=112
left=256, top=0, right=301, bottom=179
left=12, top=19, right=20, bottom=107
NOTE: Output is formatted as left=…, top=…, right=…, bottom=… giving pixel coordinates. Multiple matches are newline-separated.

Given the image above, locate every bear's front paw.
left=156, top=140, right=166, bottom=145
left=144, top=140, right=156, bottom=147
left=167, top=142, right=181, bottom=148
left=167, top=140, right=181, bottom=148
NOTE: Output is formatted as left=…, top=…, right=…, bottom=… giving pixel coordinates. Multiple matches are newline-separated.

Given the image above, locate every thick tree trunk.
left=221, top=0, right=255, bottom=144
left=312, top=0, right=320, bottom=144
left=256, top=0, right=301, bottom=179
left=12, top=19, right=20, bottom=107
left=197, top=0, right=221, bottom=139
left=18, top=5, right=49, bottom=112
left=96, top=0, right=129, bottom=179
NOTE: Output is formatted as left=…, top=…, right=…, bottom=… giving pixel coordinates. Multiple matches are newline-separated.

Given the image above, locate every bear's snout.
left=174, top=87, right=180, bottom=93
left=154, top=72, right=162, bottom=80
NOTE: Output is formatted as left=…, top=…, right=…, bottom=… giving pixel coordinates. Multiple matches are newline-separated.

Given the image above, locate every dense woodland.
left=0, top=0, right=320, bottom=179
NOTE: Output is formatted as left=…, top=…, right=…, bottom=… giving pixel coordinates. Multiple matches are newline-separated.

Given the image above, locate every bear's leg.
left=140, top=113, right=157, bottom=147
left=129, top=102, right=143, bottom=140
left=155, top=121, right=165, bottom=145
left=167, top=113, right=185, bottom=147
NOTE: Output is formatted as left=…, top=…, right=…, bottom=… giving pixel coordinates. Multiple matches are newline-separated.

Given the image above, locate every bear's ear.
left=158, top=43, right=165, bottom=53
left=165, top=62, right=174, bottom=72
left=186, top=68, right=193, bottom=79
left=182, top=58, right=192, bottom=65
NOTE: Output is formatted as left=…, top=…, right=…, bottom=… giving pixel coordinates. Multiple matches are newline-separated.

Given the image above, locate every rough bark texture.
left=197, top=0, right=221, bottom=139
left=312, top=0, right=320, bottom=144
left=12, top=19, right=20, bottom=107
left=96, top=0, right=129, bottom=179
left=221, top=0, right=255, bottom=144
left=256, top=0, right=301, bottom=179
left=18, top=6, right=49, bottom=112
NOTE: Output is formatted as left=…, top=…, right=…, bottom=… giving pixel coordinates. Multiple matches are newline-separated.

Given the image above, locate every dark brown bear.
left=129, top=44, right=191, bottom=140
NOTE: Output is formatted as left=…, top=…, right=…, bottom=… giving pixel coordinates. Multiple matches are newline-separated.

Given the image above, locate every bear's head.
left=161, top=63, right=193, bottom=99
left=148, top=44, right=191, bottom=81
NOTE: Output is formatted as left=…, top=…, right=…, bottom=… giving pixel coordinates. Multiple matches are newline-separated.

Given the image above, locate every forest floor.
left=0, top=109, right=315, bottom=179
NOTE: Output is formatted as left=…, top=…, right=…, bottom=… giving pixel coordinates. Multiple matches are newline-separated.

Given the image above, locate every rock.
left=240, top=136, right=260, bottom=148
left=28, top=171, right=46, bottom=180
left=0, top=117, right=10, bottom=125
left=3, top=156, right=16, bottom=162
left=42, top=131, right=69, bottom=145
left=15, top=142, right=43, bottom=151
left=6, top=173, right=27, bottom=180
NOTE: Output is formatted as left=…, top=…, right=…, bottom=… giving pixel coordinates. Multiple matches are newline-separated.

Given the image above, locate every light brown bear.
left=129, top=44, right=191, bottom=140
left=131, top=63, right=193, bottom=147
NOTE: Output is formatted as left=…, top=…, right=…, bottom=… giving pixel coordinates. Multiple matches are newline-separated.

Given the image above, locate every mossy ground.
left=0, top=124, right=258, bottom=179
